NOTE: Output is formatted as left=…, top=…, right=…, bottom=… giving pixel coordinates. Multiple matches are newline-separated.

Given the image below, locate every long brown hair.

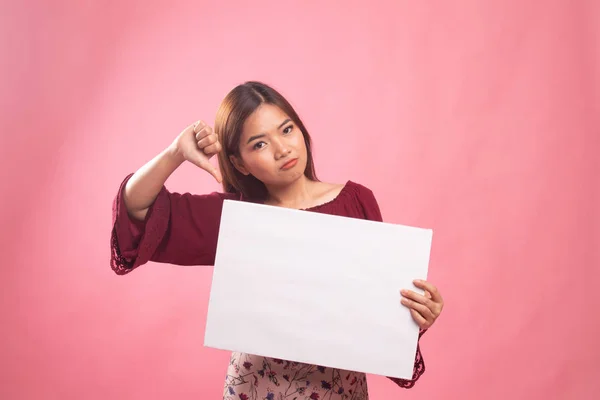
left=215, top=81, right=318, bottom=200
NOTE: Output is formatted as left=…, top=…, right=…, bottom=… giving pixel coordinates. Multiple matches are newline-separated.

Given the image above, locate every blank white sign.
left=204, top=200, right=432, bottom=379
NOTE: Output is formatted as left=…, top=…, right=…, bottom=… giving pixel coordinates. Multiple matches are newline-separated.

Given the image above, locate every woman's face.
left=232, top=103, right=308, bottom=187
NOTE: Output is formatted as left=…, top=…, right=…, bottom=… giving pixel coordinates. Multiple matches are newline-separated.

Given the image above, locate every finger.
left=195, top=125, right=212, bottom=141
left=409, top=308, right=430, bottom=329
left=203, top=141, right=222, bottom=155
left=197, top=133, right=218, bottom=149
left=401, top=296, right=435, bottom=320
left=401, top=289, right=432, bottom=308
left=207, top=165, right=223, bottom=183
left=190, top=156, right=222, bottom=183
left=413, top=280, right=443, bottom=303
left=193, top=120, right=207, bottom=134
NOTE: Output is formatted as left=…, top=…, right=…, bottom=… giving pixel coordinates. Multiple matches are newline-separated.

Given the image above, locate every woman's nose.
left=273, top=139, right=291, bottom=159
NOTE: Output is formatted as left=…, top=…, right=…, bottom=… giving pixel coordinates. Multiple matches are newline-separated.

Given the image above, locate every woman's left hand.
left=400, top=280, right=444, bottom=330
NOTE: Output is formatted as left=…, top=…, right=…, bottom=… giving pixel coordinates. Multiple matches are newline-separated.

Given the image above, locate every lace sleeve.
left=110, top=174, right=171, bottom=274
left=386, top=329, right=427, bottom=389
left=110, top=173, right=234, bottom=275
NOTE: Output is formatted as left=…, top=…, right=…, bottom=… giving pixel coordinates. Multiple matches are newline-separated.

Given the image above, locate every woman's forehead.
left=242, top=104, right=290, bottom=135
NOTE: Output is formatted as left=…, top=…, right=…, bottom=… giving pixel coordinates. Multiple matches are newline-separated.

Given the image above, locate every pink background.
left=1, top=1, right=599, bottom=399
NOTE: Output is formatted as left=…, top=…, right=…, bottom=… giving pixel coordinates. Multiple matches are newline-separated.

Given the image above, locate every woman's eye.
left=253, top=141, right=266, bottom=150
left=283, top=125, right=293, bottom=134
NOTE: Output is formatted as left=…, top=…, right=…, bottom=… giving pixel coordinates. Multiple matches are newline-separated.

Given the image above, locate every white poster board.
left=204, top=200, right=432, bottom=379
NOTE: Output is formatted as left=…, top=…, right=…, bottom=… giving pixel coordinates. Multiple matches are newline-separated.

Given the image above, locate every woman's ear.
left=229, top=154, right=250, bottom=176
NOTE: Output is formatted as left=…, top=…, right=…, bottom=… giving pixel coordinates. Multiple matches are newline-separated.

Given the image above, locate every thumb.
left=196, top=156, right=222, bottom=183
left=188, top=148, right=223, bottom=183
left=209, top=166, right=223, bottom=184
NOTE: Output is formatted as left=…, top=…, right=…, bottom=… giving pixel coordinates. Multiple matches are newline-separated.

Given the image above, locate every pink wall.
left=2, top=1, right=599, bottom=398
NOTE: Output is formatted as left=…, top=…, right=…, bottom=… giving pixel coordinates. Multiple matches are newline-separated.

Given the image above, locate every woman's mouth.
left=281, top=158, right=298, bottom=170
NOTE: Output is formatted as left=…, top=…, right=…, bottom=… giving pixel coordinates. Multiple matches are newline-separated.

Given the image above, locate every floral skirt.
left=223, top=352, right=369, bottom=400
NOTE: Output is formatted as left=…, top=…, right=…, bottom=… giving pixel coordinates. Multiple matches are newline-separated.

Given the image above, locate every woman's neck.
left=264, top=175, right=317, bottom=209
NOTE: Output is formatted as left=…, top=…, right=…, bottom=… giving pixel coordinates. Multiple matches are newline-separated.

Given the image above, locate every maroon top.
left=110, top=173, right=426, bottom=389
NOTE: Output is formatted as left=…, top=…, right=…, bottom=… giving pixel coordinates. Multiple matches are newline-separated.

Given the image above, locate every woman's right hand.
left=171, top=120, right=223, bottom=183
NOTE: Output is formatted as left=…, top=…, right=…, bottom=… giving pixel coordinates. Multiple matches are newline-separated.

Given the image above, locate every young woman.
left=110, top=81, right=444, bottom=400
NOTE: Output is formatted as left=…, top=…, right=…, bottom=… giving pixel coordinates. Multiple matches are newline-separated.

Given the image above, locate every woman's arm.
left=123, top=120, right=222, bottom=220
left=123, top=145, right=185, bottom=221
left=110, top=120, right=226, bottom=274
